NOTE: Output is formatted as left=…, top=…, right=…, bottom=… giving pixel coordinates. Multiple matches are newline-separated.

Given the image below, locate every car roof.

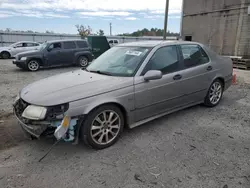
left=117, top=40, right=202, bottom=47
left=15, top=41, right=39, bottom=43
left=47, top=39, right=86, bottom=43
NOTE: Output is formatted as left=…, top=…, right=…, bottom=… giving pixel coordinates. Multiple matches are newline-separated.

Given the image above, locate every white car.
left=0, top=41, right=40, bottom=59
left=108, top=39, right=119, bottom=47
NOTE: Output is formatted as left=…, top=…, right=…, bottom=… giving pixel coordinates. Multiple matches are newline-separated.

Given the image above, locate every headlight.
left=22, top=105, right=47, bottom=120
left=20, top=57, right=27, bottom=61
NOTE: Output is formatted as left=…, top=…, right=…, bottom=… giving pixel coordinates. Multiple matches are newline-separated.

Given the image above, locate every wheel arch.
left=1, top=50, right=11, bottom=57
left=211, top=76, right=225, bottom=90
left=28, top=57, right=43, bottom=65
left=84, top=102, right=128, bottom=127
left=75, top=52, right=91, bottom=63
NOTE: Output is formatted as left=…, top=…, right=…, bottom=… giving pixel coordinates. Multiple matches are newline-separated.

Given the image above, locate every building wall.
left=182, top=0, right=250, bottom=57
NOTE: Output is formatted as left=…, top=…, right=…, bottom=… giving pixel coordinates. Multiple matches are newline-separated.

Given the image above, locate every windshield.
left=9, top=42, right=19, bottom=47
left=38, top=42, right=48, bottom=51
left=87, top=46, right=150, bottom=77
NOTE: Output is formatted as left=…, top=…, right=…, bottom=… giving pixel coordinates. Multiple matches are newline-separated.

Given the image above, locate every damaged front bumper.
left=13, top=99, right=80, bottom=142
left=14, top=109, right=49, bottom=138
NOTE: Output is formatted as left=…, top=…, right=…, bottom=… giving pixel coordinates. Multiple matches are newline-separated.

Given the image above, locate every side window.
left=76, top=41, right=88, bottom=48
left=26, top=43, right=36, bottom=47
left=180, top=45, right=209, bottom=68
left=114, top=40, right=118, bottom=44
left=63, top=41, right=76, bottom=49
left=109, top=40, right=113, bottom=44
left=15, top=43, right=24, bottom=48
left=143, top=45, right=179, bottom=75
left=48, top=42, right=62, bottom=50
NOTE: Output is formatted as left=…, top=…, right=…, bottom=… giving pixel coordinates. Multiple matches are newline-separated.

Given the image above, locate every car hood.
left=17, top=50, right=40, bottom=57
left=20, top=70, right=134, bottom=106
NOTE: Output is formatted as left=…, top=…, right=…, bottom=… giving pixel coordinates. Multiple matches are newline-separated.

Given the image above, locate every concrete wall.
left=182, top=0, right=250, bottom=57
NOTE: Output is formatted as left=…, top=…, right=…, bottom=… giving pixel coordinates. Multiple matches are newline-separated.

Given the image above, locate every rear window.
left=76, top=41, right=88, bottom=48
left=63, top=41, right=76, bottom=49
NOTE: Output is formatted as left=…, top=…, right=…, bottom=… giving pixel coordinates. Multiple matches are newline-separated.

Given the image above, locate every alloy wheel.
left=79, top=57, right=88, bottom=67
left=28, top=60, right=39, bottom=71
left=209, top=81, right=222, bottom=105
left=90, top=110, right=121, bottom=145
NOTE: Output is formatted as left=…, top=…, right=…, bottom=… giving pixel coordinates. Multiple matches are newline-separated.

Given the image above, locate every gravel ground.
left=1, top=59, right=250, bottom=188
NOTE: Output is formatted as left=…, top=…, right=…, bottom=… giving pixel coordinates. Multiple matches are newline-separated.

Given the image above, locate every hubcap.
left=90, top=110, right=121, bottom=145
left=209, top=82, right=222, bottom=105
left=2, top=53, right=9, bottom=59
left=28, top=61, right=39, bottom=71
left=80, top=57, right=88, bottom=67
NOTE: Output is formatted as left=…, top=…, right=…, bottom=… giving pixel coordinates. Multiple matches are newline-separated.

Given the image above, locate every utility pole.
left=110, top=23, right=112, bottom=36
left=163, top=0, right=169, bottom=40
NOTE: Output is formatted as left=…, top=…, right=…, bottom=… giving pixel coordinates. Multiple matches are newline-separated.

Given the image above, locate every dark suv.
left=13, top=39, right=94, bottom=71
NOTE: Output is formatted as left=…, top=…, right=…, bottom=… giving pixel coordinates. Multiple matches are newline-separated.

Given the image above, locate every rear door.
left=46, top=42, right=63, bottom=66
left=25, top=42, right=39, bottom=52
left=62, top=41, right=77, bottom=65
left=178, top=44, right=215, bottom=102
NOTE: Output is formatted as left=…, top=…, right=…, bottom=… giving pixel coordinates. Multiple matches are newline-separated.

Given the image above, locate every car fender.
left=74, top=51, right=94, bottom=63
left=26, top=55, right=44, bottom=65
left=0, top=48, right=11, bottom=56
left=66, top=88, right=135, bottom=122
left=206, top=72, right=225, bottom=93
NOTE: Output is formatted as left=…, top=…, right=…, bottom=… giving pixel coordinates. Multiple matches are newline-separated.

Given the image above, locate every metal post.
left=179, top=0, right=185, bottom=39
left=110, top=23, right=112, bottom=36
left=163, top=0, right=169, bottom=40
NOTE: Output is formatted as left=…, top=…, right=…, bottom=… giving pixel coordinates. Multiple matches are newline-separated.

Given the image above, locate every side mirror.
left=13, top=46, right=17, bottom=48
left=47, top=48, right=52, bottom=52
left=144, top=70, right=162, bottom=81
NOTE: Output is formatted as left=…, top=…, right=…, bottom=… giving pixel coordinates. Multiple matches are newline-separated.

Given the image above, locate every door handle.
left=173, top=74, right=182, bottom=80
left=207, top=66, right=213, bottom=71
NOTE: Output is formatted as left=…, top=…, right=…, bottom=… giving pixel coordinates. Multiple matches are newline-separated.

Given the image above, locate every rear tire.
left=78, top=56, right=89, bottom=68
left=27, top=59, right=40, bottom=71
left=80, top=105, right=124, bottom=149
left=1, top=51, right=11, bottom=59
left=204, top=79, right=223, bottom=107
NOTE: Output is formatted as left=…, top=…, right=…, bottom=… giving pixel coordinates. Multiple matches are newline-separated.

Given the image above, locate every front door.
left=46, top=42, right=63, bottom=66
left=11, top=42, right=25, bottom=56
left=134, top=45, right=186, bottom=121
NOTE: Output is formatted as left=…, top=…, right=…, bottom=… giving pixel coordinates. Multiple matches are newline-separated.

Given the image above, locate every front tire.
left=1, top=51, right=11, bottom=59
left=80, top=105, right=124, bottom=149
left=78, top=56, right=89, bottom=68
left=204, top=79, right=223, bottom=107
left=27, top=60, right=40, bottom=71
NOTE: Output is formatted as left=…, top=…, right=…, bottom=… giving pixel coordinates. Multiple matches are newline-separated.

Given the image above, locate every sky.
left=0, top=0, right=183, bottom=35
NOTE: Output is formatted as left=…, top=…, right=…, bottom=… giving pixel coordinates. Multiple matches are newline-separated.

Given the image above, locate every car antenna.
left=38, top=106, right=66, bottom=162
left=38, top=139, right=62, bottom=162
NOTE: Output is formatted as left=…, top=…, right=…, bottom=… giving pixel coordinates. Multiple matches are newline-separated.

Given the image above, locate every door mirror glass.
left=144, top=70, right=162, bottom=81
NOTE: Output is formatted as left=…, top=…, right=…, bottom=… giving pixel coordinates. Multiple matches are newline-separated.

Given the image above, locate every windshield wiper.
left=87, top=70, right=112, bottom=76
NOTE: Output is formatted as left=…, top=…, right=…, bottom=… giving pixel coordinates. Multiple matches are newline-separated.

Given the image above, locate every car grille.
left=14, top=99, right=29, bottom=118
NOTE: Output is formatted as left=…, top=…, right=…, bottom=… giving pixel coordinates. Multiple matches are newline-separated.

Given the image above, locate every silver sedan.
left=14, top=41, right=233, bottom=149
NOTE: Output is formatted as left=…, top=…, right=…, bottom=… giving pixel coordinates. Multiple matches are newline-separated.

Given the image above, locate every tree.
left=76, top=24, right=92, bottom=38
left=97, top=29, right=104, bottom=36
left=46, top=30, right=54, bottom=34
left=5, top=28, right=11, bottom=32
left=118, top=28, right=179, bottom=37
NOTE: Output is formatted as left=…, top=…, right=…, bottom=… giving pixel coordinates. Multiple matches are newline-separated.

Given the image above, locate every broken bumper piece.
left=14, top=109, right=49, bottom=138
